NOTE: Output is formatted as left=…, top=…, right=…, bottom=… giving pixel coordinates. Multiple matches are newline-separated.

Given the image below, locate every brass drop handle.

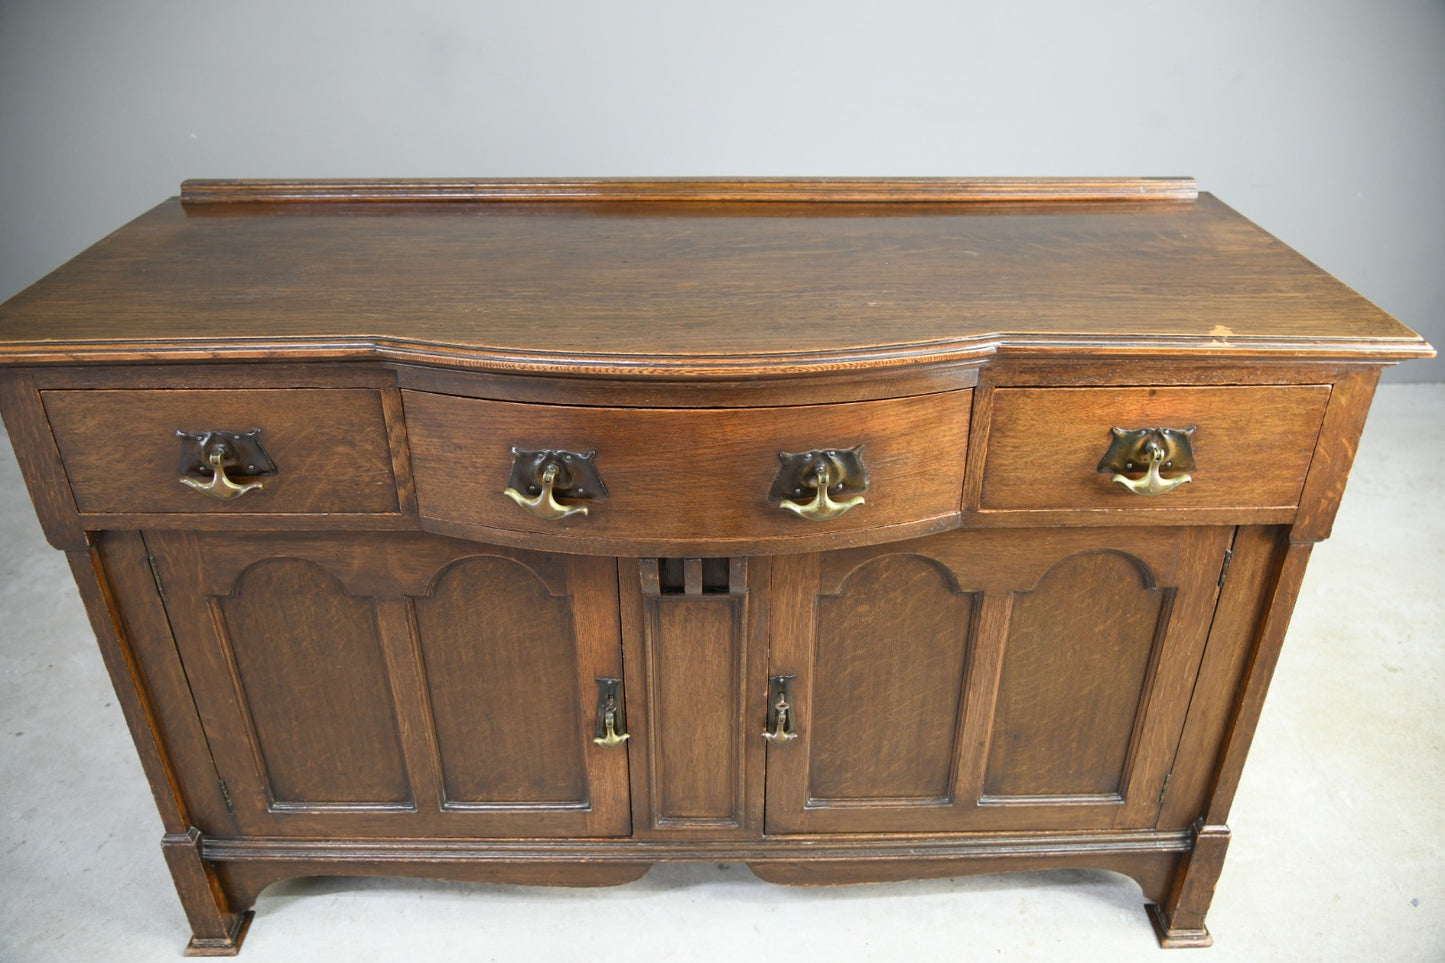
left=1114, top=443, right=1191, bottom=497
left=781, top=464, right=865, bottom=521
left=1097, top=427, right=1196, bottom=498
left=503, top=447, right=607, bottom=520
left=592, top=677, right=629, bottom=748
left=505, top=463, right=586, bottom=519
left=176, top=429, right=273, bottom=501
left=180, top=449, right=264, bottom=501
left=772, top=446, right=869, bottom=521
left=762, top=675, right=798, bottom=744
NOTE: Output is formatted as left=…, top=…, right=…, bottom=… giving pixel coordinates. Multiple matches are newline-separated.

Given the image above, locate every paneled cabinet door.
left=764, top=526, right=1234, bottom=834
left=146, top=531, right=631, bottom=838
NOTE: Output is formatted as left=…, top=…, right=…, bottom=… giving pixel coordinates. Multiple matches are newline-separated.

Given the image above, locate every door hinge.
left=218, top=778, right=234, bottom=816
left=146, top=553, right=166, bottom=600
left=1157, top=771, right=1173, bottom=805
left=1217, top=548, right=1234, bottom=588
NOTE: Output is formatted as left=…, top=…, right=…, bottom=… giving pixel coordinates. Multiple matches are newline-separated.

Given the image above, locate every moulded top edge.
left=0, top=331, right=1431, bottom=375
left=179, top=176, right=1201, bottom=206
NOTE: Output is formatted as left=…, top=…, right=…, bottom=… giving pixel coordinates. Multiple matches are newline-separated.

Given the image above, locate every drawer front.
left=405, top=390, right=971, bottom=546
left=980, top=385, right=1330, bottom=512
left=42, top=389, right=402, bottom=514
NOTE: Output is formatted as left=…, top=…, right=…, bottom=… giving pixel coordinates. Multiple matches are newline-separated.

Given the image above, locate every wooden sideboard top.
left=0, top=178, right=1430, bottom=375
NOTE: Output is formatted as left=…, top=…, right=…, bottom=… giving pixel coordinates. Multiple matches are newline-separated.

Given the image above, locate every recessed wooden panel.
left=649, top=596, right=744, bottom=824
left=41, top=388, right=401, bottom=515
left=217, top=559, right=410, bottom=806
left=765, top=526, right=1229, bottom=835
left=412, top=556, right=588, bottom=806
left=404, top=390, right=970, bottom=549
left=983, top=550, right=1167, bottom=800
left=810, top=554, right=974, bottom=803
left=150, top=532, right=630, bottom=838
left=980, top=385, right=1330, bottom=512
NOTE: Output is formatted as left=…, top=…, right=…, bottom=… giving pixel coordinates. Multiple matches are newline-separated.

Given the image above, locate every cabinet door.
left=765, top=526, right=1232, bottom=834
left=147, top=531, right=630, bottom=838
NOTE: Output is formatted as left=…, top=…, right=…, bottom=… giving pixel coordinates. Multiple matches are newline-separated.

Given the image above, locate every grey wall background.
left=1, top=0, right=1440, bottom=380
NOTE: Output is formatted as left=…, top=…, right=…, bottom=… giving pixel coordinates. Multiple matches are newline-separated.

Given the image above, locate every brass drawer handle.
left=1097, top=426, right=1196, bottom=497
left=592, top=677, right=629, bottom=748
left=772, top=446, right=869, bottom=521
left=762, top=674, right=798, bottom=744
left=503, top=447, right=607, bottom=520
left=176, top=429, right=273, bottom=501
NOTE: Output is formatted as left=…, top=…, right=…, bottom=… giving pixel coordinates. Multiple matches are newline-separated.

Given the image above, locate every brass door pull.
left=176, top=428, right=273, bottom=501
left=503, top=447, right=606, bottom=520
left=1097, top=427, right=1196, bottom=498
left=772, top=447, right=869, bottom=521
left=592, top=677, right=629, bottom=748
left=762, top=674, right=798, bottom=744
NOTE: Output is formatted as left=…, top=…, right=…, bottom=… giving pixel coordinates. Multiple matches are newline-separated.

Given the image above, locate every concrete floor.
left=1, top=384, right=1441, bottom=962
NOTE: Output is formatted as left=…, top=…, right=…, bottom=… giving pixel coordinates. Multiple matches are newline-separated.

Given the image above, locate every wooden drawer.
left=42, top=388, right=402, bottom=514
left=979, top=385, right=1330, bottom=513
left=405, top=389, right=972, bottom=549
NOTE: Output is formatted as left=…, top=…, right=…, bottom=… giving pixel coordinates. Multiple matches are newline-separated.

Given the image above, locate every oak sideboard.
left=0, top=177, right=1432, bottom=954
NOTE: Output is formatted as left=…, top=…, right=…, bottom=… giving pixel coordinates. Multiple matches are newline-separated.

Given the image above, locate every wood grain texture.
left=982, top=550, right=1167, bottom=800
left=979, top=385, right=1330, bottom=513
left=808, top=554, right=974, bottom=803
left=212, top=859, right=651, bottom=913
left=633, top=559, right=750, bottom=829
left=162, top=829, right=251, bottom=957
left=101, top=532, right=236, bottom=833
left=765, top=526, right=1230, bottom=835
left=0, top=189, right=1429, bottom=373
left=64, top=546, right=190, bottom=833
left=0, top=370, right=84, bottom=548
left=405, top=389, right=971, bottom=551
left=214, top=558, right=413, bottom=806
left=1, top=179, right=1428, bottom=950
left=747, top=850, right=1180, bottom=904
left=180, top=176, right=1201, bottom=205
left=146, top=531, right=629, bottom=838
left=1290, top=367, right=1381, bottom=541
left=1158, top=527, right=1284, bottom=829
left=1202, top=540, right=1314, bottom=826
left=41, top=388, right=401, bottom=515
left=412, top=555, right=589, bottom=806
left=1150, top=823, right=1231, bottom=947
left=395, top=358, right=980, bottom=409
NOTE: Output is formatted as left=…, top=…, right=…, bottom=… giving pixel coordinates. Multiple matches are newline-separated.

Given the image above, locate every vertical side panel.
left=1158, top=527, right=1284, bottom=828
left=103, top=532, right=234, bottom=833
left=1292, top=368, right=1380, bottom=540
left=0, top=370, right=85, bottom=548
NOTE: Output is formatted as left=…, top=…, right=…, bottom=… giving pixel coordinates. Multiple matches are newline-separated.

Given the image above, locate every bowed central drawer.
left=404, top=389, right=972, bottom=550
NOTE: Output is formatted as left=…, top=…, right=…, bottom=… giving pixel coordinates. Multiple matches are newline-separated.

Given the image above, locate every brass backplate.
left=176, top=428, right=275, bottom=480
left=770, top=446, right=869, bottom=501
left=1096, top=427, right=1196, bottom=475
left=506, top=447, right=608, bottom=501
